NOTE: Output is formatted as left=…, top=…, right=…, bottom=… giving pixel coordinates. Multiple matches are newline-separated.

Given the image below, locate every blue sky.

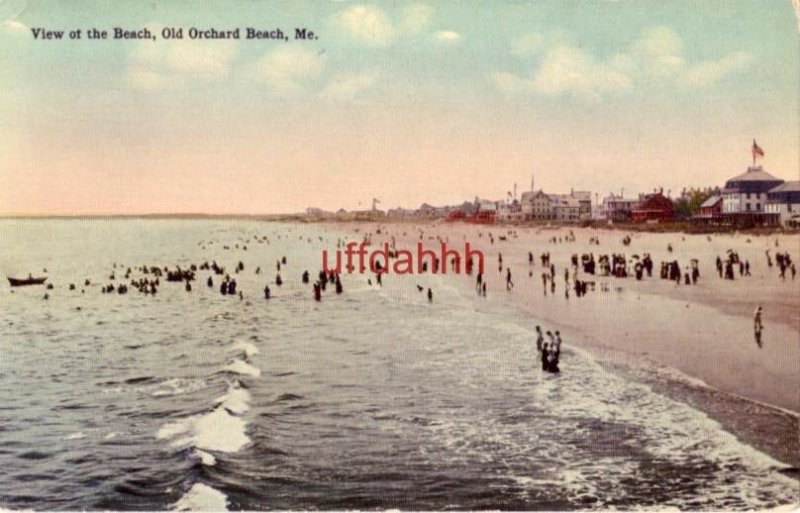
left=1, top=0, right=798, bottom=214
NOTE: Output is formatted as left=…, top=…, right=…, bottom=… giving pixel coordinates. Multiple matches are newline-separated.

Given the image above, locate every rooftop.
left=726, top=166, right=783, bottom=183
left=769, top=181, right=800, bottom=193
left=700, top=195, right=722, bottom=208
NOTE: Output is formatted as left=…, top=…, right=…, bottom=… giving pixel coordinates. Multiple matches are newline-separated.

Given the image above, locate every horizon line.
left=0, top=212, right=303, bottom=220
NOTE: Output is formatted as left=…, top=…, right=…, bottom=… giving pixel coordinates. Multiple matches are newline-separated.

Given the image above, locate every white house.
left=496, top=200, right=523, bottom=222
left=520, top=190, right=553, bottom=221
left=721, top=166, right=784, bottom=225
left=600, top=194, right=641, bottom=222
left=766, top=181, right=800, bottom=228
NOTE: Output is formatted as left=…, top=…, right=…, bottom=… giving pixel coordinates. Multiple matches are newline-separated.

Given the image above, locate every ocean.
left=0, top=219, right=796, bottom=510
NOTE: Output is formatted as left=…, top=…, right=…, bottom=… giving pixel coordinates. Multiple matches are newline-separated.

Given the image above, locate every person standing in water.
left=541, top=340, right=550, bottom=371
left=754, top=306, right=763, bottom=347
left=535, top=326, right=544, bottom=352
left=553, top=331, right=562, bottom=360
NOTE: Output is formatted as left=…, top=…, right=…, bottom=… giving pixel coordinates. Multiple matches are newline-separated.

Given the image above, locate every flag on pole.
left=752, top=139, right=765, bottom=160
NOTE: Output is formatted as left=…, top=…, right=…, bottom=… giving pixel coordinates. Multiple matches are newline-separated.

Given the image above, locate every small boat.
left=8, top=276, right=48, bottom=287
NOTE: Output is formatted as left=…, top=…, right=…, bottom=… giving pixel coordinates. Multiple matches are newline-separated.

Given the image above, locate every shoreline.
left=1, top=214, right=797, bottom=236
left=329, top=220, right=800, bottom=467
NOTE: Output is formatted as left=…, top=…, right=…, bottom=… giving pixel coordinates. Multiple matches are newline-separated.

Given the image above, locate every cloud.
left=321, top=72, right=377, bottom=100
left=252, top=45, right=326, bottom=94
left=127, top=31, right=237, bottom=90
left=333, top=4, right=395, bottom=46
left=794, top=0, right=800, bottom=33
left=494, top=26, right=752, bottom=99
left=400, top=4, right=435, bottom=35
left=2, top=19, right=28, bottom=34
left=678, top=51, right=752, bottom=89
left=511, top=33, right=545, bottom=57
left=433, top=30, right=461, bottom=46
left=332, top=3, right=437, bottom=46
left=494, top=44, right=631, bottom=101
left=630, top=26, right=685, bottom=77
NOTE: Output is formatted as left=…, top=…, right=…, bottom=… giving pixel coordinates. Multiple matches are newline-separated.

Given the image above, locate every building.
left=305, top=207, right=332, bottom=218
left=549, top=190, right=592, bottom=222
left=387, top=207, right=416, bottom=218
left=446, top=209, right=466, bottom=221
left=631, top=191, right=674, bottom=222
left=496, top=200, right=523, bottom=222
left=570, top=190, right=593, bottom=220
left=352, top=209, right=386, bottom=221
left=416, top=203, right=438, bottom=217
left=766, top=181, right=800, bottom=228
left=601, top=194, right=641, bottom=222
left=693, top=194, right=723, bottom=223
left=477, top=199, right=499, bottom=213
left=550, top=195, right=581, bottom=222
left=721, top=165, right=784, bottom=226
left=520, top=190, right=553, bottom=221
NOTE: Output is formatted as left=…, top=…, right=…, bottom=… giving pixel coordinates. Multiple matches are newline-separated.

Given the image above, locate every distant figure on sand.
left=754, top=306, right=763, bottom=347
left=535, top=326, right=543, bottom=352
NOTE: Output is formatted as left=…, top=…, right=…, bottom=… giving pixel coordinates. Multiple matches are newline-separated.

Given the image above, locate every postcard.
left=1, top=1, right=798, bottom=511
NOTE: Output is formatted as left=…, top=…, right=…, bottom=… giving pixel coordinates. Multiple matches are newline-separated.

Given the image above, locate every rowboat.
left=7, top=276, right=48, bottom=287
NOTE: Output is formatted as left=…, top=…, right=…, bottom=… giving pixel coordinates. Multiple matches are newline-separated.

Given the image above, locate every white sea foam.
left=193, top=448, right=217, bottom=466
left=158, top=406, right=250, bottom=453
left=230, top=340, right=259, bottom=358
left=173, top=482, right=228, bottom=511
left=224, top=359, right=261, bottom=377
left=214, top=382, right=251, bottom=415
left=64, top=432, right=86, bottom=440
left=151, top=378, right=207, bottom=397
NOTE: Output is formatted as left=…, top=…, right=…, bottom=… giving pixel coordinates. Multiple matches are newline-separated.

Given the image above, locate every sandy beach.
left=331, top=221, right=800, bottom=464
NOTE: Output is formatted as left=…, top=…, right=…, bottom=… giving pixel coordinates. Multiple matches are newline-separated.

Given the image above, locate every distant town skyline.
left=1, top=0, right=798, bottom=215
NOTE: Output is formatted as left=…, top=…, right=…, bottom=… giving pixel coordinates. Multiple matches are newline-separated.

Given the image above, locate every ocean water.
left=0, top=219, right=796, bottom=510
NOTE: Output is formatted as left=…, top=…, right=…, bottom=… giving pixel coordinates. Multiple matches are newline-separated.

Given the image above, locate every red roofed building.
left=693, top=194, right=723, bottom=223
left=631, top=191, right=674, bottom=223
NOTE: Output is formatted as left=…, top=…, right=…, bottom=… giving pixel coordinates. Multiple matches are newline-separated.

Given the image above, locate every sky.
left=1, top=0, right=798, bottom=215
